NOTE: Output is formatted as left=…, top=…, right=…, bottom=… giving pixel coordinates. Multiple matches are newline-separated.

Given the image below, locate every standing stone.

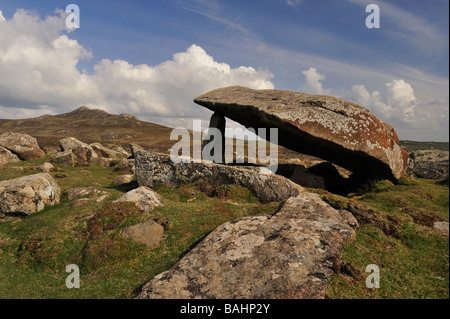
left=202, top=112, right=225, bottom=164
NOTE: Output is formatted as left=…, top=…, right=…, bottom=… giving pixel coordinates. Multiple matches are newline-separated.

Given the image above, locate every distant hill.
left=0, top=106, right=447, bottom=163
left=400, top=140, right=449, bottom=152
left=0, top=106, right=174, bottom=154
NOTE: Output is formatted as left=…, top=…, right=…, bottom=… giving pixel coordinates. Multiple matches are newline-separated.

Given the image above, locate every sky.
left=0, top=0, right=448, bottom=141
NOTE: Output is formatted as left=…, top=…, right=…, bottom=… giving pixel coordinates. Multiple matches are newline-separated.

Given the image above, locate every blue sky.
left=0, top=0, right=448, bottom=141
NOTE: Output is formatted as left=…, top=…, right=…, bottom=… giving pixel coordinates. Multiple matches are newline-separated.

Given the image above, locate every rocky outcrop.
left=194, top=86, right=408, bottom=180
left=50, top=149, right=76, bottom=166
left=136, top=192, right=357, bottom=299
left=0, top=173, right=61, bottom=219
left=135, top=150, right=303, bottom=203
left=115, top=186, right=163, bottom=213
left=56, top=137, right=98, bottom=166
left=90, top=143, right=127, bottom=160
left=122, top=220, right=164, bottom=249
left=0, top=132, right=45, bottom=161
left=406, top=150, right=449, bottom=180
left=0, top=146, right=20, bottom=167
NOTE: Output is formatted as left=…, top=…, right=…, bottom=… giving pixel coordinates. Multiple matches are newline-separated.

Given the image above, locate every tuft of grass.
left=323, top=177, right=449, bottom=299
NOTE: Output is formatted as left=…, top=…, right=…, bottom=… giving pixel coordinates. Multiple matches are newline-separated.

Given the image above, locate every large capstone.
left=194, top=86, right=409, bottom=180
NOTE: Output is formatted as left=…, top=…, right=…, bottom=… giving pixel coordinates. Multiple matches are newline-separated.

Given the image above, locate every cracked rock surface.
left=136, top=192, right=357, bottom=299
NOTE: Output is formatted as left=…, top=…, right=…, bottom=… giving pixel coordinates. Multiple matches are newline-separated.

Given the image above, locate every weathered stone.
left=115, top=186, right=162, bottom=213
left=99, top=157, right=114, bottom=168
left=406, top=150, right=449, bottom=180
left=202, top=112, right=226, bottom=163
left=50, top=149, right=76, bottom=166
left=90, top=142, right=127, bottom=159
left=115, top=158, right=136, bottom=174
left=113, top=174, right=134, bottom=186
left=0, top=132, right=45, bottom=161
left=59, top=137, right=98, bottom=166
left=194, top=86, right=408, bottom=180
left=0, top=146, right=20, bottom=167
left=135, top=150, right=303, bottom=203
left=136, top=192, right=357, bottom=299
left=111, top=146, right=131, bottom=158
left=0, top=173, right=61, bottom=219
left=37, top=162, right=54, bottom=173
left=67, top=187, right=107, bottom=201
left=130, top=143, right=144, bottom=158
left=122, top=220, right=164, bottom=249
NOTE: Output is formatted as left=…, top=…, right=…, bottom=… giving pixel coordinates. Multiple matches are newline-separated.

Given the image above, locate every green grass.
left=0, top=158, right=279, bottom=298
left=322, top=177, right=449, bottom=299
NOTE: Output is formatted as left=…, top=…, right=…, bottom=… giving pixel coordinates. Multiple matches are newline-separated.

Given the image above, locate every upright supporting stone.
left=202, top=112, right=225, bottom=164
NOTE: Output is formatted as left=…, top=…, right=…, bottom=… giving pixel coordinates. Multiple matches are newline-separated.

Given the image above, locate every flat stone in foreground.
left=136, top=192, right=357, bottom=299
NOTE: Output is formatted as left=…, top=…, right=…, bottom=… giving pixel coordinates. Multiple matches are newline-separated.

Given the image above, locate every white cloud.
left=301, top=67, right=330, bottom=95
left=0, top=9, right=274, bottom=128
left=285, top=0, right=303, bottom=7
left=344, top=79, right=418, bottom=124
left=0, top=10, right=5, bottom=22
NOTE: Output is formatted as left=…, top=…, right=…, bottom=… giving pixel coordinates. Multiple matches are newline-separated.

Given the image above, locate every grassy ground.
left=0, top=158, right=279, bottom=298
left=321, top=177, right=449, bottom=299
left=0, top=157, right=448, bottom=299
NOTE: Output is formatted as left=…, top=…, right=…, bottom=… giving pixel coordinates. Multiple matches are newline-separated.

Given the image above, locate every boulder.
left=0, top=146, right=20, bottom=167
left=90, top=143, right=127, bottom=159
left=0, top=132, right=45, bottom=161
left=135, top=150, right=303, bottom=203
left=115, top=186, right=162, bottom=213
left=59, top=137, right=98, bottom=166
left=122, top=220, right=164, bottom=249
left=115, top=158, right=136, bottom=174
left=194, top=86, right=408, bottom=180
left=136, top=192, right=357, bottom=299
left=406, top=150, right=449, bottom=180
left=113, top=174, right=134, bottom=186
left=50, top=149, right=76, bottom=166
left=67, top=187, right=107, bottom=201
left=111, top=146, right=131, bottom=158
left=0, top=173, right=61, bottom=219
left=37, top=162, right=54, bottom=173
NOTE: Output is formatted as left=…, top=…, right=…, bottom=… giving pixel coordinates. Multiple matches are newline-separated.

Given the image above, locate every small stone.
left=113, top=174, right=134, bottom=186
left=122, top=220, right=164, bottom=249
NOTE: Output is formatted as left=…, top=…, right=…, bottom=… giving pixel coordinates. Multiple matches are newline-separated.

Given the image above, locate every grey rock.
left=0, top=146, right=20, bottom=167
left=115, top=186, right=162, bottom=213
left=122, top=220, right=164, bottom=249
left=135, top=150, right=303, bottom=203
left=136, top=192, right=357, bottom=299
left=90, top=142, right=127, bottom=159
left=406, top=150, right=449, bottom=180
left=113, top=174, right=134, bottom=186
left=0, top=173, right=61, bottom=219
left=50, top=149, right=76, bottom=166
